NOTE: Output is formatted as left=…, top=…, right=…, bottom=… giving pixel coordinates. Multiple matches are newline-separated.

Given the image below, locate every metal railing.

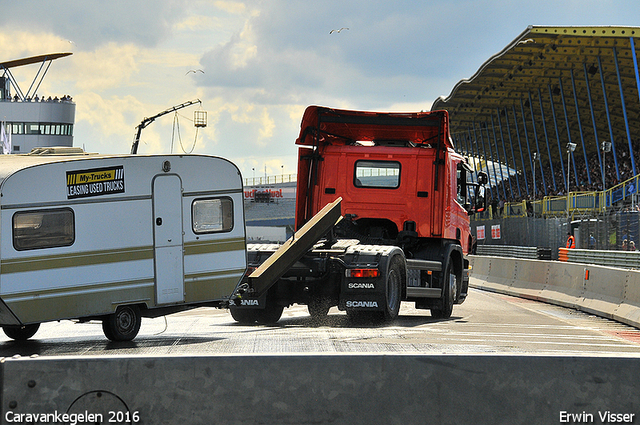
left=476, top=245, right=552, bottom=260
left=244, top=174, right=297, bottom=187
left=559, top=247, right=640, bottom=269
left=481, top=173, right=640, bottom=220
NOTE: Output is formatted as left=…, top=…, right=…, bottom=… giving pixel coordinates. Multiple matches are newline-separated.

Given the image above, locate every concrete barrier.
left=470, top=255, right=640, bottom=329
left=1, top=354, right=639, bottom=425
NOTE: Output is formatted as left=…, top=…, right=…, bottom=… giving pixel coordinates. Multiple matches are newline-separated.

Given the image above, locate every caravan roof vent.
left=27, top=147, right=90, bottom=156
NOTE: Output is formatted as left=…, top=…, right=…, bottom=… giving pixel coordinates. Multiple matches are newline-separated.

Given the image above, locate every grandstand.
left=432, top=25, right=640, bottom=255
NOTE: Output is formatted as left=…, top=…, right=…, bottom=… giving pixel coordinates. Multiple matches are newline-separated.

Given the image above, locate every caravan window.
left=13, top=208, right=75, bottom=250
left=192, top=198, right=233, bottom=233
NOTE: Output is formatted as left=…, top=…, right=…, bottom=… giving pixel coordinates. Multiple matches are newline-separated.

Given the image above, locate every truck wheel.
left=3, top=323, right=40, bottom=341
left=230, top=307, right=260, bottom=324
left=307, top=298, right=331, bottom=319
left=431, top=261, right=456, bottom=319
left=102, top=305, right=142, bottom=341
left=254, top=303, right=284, bottom=324
left=381, top=255, right=403, bottom=321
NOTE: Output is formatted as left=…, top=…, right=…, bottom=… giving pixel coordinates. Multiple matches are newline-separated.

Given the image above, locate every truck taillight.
left=346, top=268, right=379, bottom=278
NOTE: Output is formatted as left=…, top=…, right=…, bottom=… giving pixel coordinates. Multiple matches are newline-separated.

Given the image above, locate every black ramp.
left=246, top=197, right=342, bottom=297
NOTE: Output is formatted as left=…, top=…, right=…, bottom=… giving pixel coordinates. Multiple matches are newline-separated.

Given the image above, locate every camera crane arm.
left=130, top=99, right=202, bottom=154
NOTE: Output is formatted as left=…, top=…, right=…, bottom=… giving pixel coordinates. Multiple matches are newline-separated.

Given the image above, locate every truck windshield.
left=354, top=160, right=400, bottom=189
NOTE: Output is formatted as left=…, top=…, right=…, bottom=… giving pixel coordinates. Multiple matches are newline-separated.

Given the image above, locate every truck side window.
left=13, top=208, right=75, bottom=250
left=192, top=197, right=234, bottom=233
left=354, top=160, right=400, bottom=189
left=456, top=166, right=466, bottom=205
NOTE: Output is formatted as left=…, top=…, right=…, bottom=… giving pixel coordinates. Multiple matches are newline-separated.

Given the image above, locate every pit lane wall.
left=1, top=354, right=639, bottom=425
left=469, top=255, right=640, bottom=329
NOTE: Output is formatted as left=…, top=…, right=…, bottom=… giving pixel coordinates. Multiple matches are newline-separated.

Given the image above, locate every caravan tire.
left=102, top=305, right=142, bottom=341
left=3, top=323, right=40, bottom=341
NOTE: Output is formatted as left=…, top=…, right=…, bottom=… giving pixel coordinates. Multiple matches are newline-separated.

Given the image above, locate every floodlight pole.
left=601, top=141, right=611, bottom=211
left=566, top=143, right=576, bottom=219
left=532, top=152, right=538, bottom=199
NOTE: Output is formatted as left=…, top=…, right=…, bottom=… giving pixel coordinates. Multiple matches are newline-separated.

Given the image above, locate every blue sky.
left=1, top=0, right=639, bottom=181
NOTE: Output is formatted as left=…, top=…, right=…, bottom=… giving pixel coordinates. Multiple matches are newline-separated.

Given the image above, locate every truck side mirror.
left=474, top=186, right=486, bottom=212
left=477, top=171, right=488, bottom=185
left=469, top=172, right=488, bottom=214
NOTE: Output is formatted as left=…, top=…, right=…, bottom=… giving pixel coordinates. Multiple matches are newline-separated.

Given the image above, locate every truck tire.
left=381, top=255, right=403, bottom=321
left=3, top=323, right=40, bottom=341
left=102, top=305, right=142, bottom=341
left=254, top=303, right=284, bottom=324
left=307, top=297, right=331, bottom=320
left=230, top=303, right=284, bottom=325
left=431, top=260, right=456, bottom=319
left=230, top=307, right=260, bottom=324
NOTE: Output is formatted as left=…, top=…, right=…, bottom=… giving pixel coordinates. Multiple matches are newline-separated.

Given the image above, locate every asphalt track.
left=2, top=287, right=639, bottom=358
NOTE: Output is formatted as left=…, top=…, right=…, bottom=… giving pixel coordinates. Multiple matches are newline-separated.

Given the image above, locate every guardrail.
left=559, top=247, right=640, bottom=269
left=476, top=245, right=551, bottom=260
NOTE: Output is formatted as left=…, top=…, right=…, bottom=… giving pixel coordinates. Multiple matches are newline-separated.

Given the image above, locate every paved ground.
left=2, top=287, right=639, bottom=358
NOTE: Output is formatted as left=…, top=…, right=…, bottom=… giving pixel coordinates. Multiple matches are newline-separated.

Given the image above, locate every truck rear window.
left=13, top=208, right=75, bottom=251
left=192, top=197, right=234, bottom=233
left=354, top=160, right=400, bottom=189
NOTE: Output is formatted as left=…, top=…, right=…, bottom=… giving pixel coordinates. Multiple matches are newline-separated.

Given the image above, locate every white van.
left=0, top=149, right=246, bottom=341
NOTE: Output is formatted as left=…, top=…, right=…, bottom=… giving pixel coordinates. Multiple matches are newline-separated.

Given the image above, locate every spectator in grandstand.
left=491, top=198, right=499, bottom=218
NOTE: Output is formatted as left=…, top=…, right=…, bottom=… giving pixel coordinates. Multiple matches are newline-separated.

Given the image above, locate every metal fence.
left=471, top=209, right=640, bottom=260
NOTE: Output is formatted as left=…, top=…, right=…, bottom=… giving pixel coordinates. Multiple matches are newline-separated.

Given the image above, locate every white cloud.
left=3, top=0, right=640, bottom=181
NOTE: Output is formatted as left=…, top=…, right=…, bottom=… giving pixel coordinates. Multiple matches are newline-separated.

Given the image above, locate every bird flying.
left=186, top=69, right=205, bottom=75
left=329, top=28, right=349, bottom=34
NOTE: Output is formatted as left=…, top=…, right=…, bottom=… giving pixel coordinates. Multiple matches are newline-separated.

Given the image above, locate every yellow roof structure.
left=433, top=25, right=640, bottom=195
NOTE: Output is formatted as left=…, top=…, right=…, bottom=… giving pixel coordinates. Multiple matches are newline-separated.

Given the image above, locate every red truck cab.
left=295, top=106, right=477, bottom=256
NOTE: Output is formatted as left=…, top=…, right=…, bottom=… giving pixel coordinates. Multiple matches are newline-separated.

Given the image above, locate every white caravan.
left=0, top=149, right=246, bottom=341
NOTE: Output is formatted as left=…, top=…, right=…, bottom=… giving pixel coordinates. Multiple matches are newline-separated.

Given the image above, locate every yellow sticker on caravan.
left=66, top=165, right=125, bottom=199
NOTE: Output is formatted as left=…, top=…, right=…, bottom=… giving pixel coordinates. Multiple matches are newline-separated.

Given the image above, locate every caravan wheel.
left=102, top=305, right=142, bottom=341
left=3, top=323, right=40, bottom=341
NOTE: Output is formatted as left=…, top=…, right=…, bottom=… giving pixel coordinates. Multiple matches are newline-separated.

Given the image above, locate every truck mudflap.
left=458, top=262, right=470, bottom=304
left=236, top=197, right=343, bottom=300
left=338, top=245, right=404, bottom=314
left=228, top=291, right=267, bottom=309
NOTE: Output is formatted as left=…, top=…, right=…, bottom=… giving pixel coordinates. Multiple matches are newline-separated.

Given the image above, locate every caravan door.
left=153, top=174, right=185, bottom=304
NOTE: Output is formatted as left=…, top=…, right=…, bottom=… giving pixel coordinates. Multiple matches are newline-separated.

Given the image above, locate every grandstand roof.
left=432, top=25, right=640, bottom=185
